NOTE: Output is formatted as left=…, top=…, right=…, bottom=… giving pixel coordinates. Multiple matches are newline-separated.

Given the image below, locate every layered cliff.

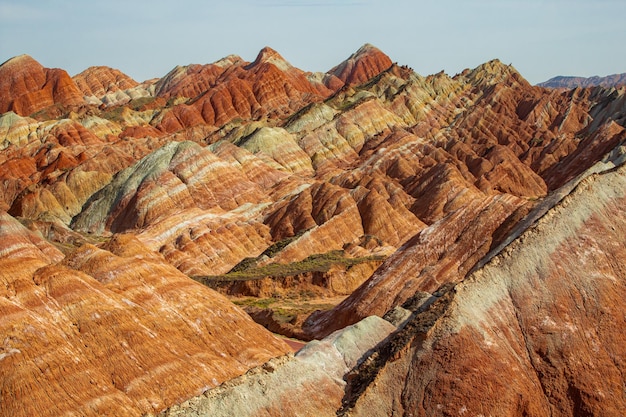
left=1, top=44, right=625, bottom=416
left=0, top=218, right=290, bottom=417
left=0, top=55, right=84, bottom=116
left=341, top=145, right=626, bottom=417
left=157, top=137, right=626, bottom=417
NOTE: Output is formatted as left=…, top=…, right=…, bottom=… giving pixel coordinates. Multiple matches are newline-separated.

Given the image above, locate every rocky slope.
left=1, top=44, right=625, bottom=416
left=157, top=138, right=626, bottom=417
left=342, top=144, right=626, bottom=417
left=0, top=216, right=290, bottom=417
left=0, top=55, right=85, bottom=117
left=156, top=316, right=396, bottom=417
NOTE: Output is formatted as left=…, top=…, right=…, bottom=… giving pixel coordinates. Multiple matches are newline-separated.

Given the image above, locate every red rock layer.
left=1, top=118, right=162, bottom=222
left=328, top=43, right=393, bottom=87
left=1, top=46, right=626, bottom=417
left=0, top=55, right=84, bottom=116
left=0, top=224, right=289, bottom=417
left=71, top=141, right=292, bottom=275
left=72, top=141, right=270, bottom=233
left=73, top=66, right=139, bottom=97
left=344, top=158, right=626, bottom=417
left=155, top=47, right=335, bottom=133
left=153, top=55, right=246, bottom=99
left=303, top=193, right=526, bottom=337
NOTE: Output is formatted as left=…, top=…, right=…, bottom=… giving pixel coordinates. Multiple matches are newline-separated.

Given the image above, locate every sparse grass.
left=102, top=106, right=125, bottom=123
left=194, top=250, right=384, bottom=284
left=327, top=94, right=376, bottom=112
left=29, top=104, right=66, bottom=121
left=260, top=231, right=307, bottom=258
left=50, top=241, right=77, bottom=255
left=228, top=230, right=308, bottom=273
left=283, top=102, right=316, bottom=128
left=233, top=296, right=340, bottom=323
left=128, top=96, right=155, bottom=111
left=101, top=97, right=156, bottom=122
left=234, top=297, right=278, bottom=309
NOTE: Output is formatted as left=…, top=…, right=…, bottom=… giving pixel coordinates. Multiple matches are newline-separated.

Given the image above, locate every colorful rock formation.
left=342, top=148, right=626, bottom=417
left=1, top=44, right=625, bottom=416
left=0, top=55, right=84, bottom=116
left=0, top=218, right=289, bottom=417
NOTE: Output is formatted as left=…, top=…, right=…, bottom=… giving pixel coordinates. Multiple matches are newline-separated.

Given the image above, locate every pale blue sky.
left=1, top=0, right=624, bottom=85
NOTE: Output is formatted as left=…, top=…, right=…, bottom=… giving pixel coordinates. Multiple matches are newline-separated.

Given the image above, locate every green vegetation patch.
left=101, top=106, right=125, bottom=123
left=101, top=97, right=156, bottom=122
left=228, top=230, right=308, bottom=273
left=234, top=297, right=278, bottom=310
left=233, top=297, right=340, bottom=323
left=193, top=250, right=384, bottom=284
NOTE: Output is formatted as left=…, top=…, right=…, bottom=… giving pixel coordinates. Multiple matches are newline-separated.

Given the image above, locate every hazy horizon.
left=1, top=0, right=625, bottom=85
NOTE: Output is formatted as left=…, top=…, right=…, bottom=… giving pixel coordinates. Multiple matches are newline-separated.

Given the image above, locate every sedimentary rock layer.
left=0, top=223, right=289, bottom=417
left=343, top=148, right=626, bottom=417
left=0, top=55, right=84, bottom=116
left=1, top=44, right=626, bottom=417
left=155, top=316, right=396, bottom=417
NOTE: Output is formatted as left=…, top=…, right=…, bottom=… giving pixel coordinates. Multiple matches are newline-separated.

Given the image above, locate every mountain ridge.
left=539, top=72, right=626, bottom=88
left=1, top=44, right=625, bottom=416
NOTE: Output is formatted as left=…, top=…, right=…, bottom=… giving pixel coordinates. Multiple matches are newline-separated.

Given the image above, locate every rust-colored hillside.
left=1, top=45, right=624, bottom=416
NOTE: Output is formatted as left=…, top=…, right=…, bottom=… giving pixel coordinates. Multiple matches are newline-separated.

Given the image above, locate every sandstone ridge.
left=1, top=45, right=625, bottom=416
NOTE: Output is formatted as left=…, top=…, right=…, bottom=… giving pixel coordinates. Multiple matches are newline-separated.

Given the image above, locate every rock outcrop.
left=155, top=316, right=396, bottom=417
left=0, top=55, right=84, bottom=116
left=73, top=66, right=155, bottom=107
left=73, top=66, right=139, bottom=98
left=328, top=43, right=393, bottom=87
left=0, top=223, right=290, bottom=417
left=154, top=141, right=626, bottom=417
left=341, top=145, right=626, bottom=417
left=1, top=45, right=625, bottom=417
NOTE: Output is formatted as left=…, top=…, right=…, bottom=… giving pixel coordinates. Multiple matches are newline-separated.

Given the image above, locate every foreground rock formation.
left=157, top=316, right=396, bottom=417
left=158, top=139, right=626, bottom=417
left=342, top=147, right=626, bottom=417
left=1, top=44, right=625, bottom=416
left=0, top=218, right=290, bottom=417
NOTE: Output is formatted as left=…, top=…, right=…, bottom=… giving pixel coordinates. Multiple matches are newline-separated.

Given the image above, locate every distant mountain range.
left=1, top=45, right=626, bottom=416
left=539, top=72, right=626, bottom=88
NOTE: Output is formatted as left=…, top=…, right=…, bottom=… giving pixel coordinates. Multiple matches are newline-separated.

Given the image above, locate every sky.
left=1, top=0, right=625, bottom=85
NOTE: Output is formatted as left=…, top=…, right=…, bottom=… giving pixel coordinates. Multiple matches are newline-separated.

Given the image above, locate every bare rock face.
left=155, top=47, right=335, bottom=133
left=303, top=193, right=527, bottom=338
left=2, top=45, right=626, bottom=417
left=329, top=43, right=393, bottom=87
left=0, top=223, right=290, bottom=417
left=73, top=66, right=139, bottom=98
left=166, top=145, right=626, bottom=417
left=154, top=55, right=245, bottom=99
left=237, top=126, right=314, bottom=174
left=71, top=140, right=279, bottom=275
left=0, top=55, right=84, bottom=116
left=155, top=315, right=396, bottom=417
left=0, top=210, right=64, bottom=262
left=342, top=150, right=626, bottom=417
left=72, top=141, right=268, bottom=234
left=72, top=66, right=155, bottom=107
